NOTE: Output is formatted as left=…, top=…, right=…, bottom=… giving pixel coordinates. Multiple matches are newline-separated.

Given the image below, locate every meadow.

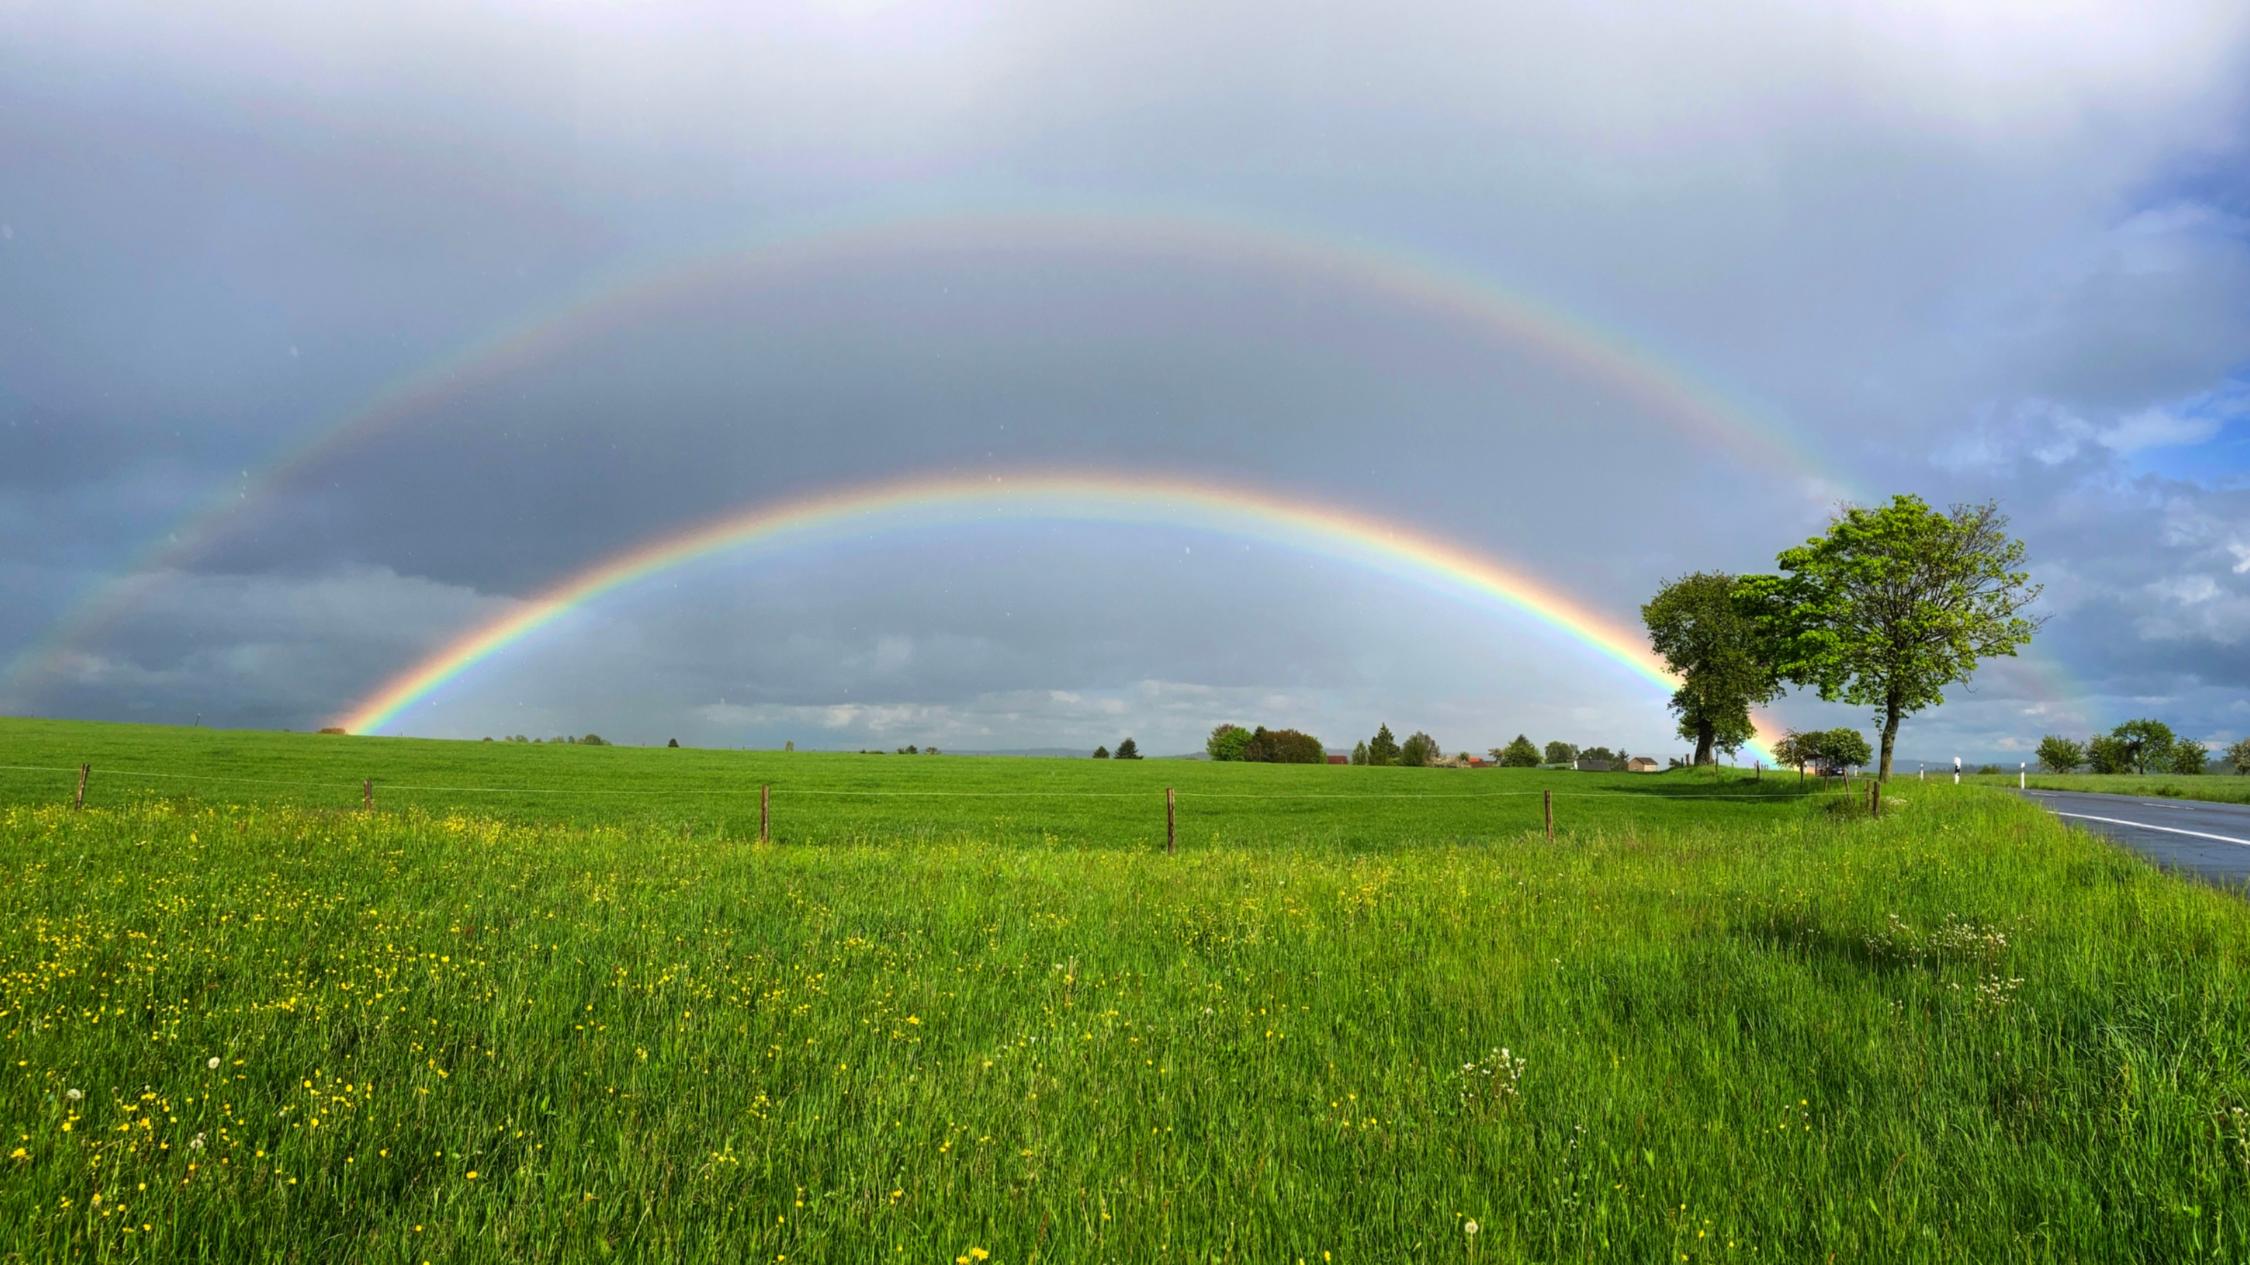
left=3, top=718, right=2250, bottom=1262
left=0, top=718, right=1821, bottom=848
left=1969, top=770, right=2250, bottom=807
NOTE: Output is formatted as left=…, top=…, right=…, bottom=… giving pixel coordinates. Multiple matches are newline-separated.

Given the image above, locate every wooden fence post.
left=760, top=784, right=771, bottom=844
left=1870, top=781, right=1881, bottom=818
left=1543, top=788, right=1554, bottom=841
left=74, top=764, right=89, bottom=810
left=1165, top=787, right=1176, bottom=854
left=362, top=778, right=372, bottom=812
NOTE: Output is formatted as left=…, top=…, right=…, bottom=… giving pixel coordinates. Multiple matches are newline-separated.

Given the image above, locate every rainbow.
left=6, top=197, right=1833, bottom=698
left=332, top=469, right=1784, bottom=762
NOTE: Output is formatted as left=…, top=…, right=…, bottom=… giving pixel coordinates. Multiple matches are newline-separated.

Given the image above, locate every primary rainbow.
left=333, top=469, right=1783, bottom=762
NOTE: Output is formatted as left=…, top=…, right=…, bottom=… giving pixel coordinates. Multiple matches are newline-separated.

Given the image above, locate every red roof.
left=1326, top=754, right=1350, bottom=764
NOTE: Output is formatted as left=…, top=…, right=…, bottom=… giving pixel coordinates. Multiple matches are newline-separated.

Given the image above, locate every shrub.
left=1496, top=735, right=1541, bottom=768
left=1206, top=725, right=1253, bottom=762
left=1398, top=732, right=1440, bottom=768
left=1242, top=727, right=1325, bottom=764
left=2034, top=735, right=2083, bottom=773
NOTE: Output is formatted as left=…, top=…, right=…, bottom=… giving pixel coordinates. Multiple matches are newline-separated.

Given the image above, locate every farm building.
left=1573, top=756, right=1621, bottom=772
left=1325, top=754, right=1350, bottom=765
left=1626, top=756, right=1662, bottom=773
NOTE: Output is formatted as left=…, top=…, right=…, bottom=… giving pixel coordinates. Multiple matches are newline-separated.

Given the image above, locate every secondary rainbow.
left=334, top=470, right=1783, bottom=761
left=8, top=196, right=1830, bottom=700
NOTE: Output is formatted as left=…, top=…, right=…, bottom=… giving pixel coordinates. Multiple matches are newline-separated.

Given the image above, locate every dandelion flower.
left=207, top=1057, right=221, bottom=1071
left=1465, top=1220, right=1479, bottom=1235
left=65, top=1089, right=83, bottom=1102
left=465, top=1170, right=479, bottom=1181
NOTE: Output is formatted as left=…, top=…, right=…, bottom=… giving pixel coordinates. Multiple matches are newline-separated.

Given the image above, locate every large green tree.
left=1543, top=740, right=1577, bottom=766
left=2109, top=719, right=2174, bottom=775
left=1113, top=737, right=1141, bottom=760
left=1641, top=571, right=1781, bottom=767
left=1742, top=496, right=2041, bottom=780
left=2231, top=738, right=2250, bottom=776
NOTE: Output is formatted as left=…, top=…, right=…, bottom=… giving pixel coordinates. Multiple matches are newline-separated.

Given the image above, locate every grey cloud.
left=6, top=0, right=2250, bottom=761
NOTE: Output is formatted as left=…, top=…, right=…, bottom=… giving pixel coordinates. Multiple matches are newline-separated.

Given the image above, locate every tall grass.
left=3, top=766, right=2248, bottom=1261
left=1973, top=770, right=2250, bottom=807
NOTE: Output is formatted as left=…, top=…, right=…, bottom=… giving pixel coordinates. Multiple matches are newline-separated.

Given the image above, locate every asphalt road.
left=2020, top=788, right=2250, bottom=888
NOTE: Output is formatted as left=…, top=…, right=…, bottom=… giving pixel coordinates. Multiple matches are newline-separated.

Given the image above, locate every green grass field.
left=4, top=717, right=2249, bottom=1262
left=0, top=718, right=1825, bottom=848
left=1969, top=770, right=2250, bottom=806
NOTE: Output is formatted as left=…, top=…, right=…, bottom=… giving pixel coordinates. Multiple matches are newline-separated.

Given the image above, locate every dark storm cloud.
left=5, top=0, right=2249, bottom=757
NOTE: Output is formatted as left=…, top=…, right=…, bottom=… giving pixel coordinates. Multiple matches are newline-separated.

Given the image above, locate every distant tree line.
left=1206, top=724, right=1326, bottom=763
left=1093, top=738, right=1141, bottom=760
left=2036, top=722, right=2234, bottom=776
left=492, top=733, right=609, bottom=745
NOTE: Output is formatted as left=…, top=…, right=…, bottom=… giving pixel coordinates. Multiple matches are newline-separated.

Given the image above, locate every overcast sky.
left=4, top=1, right=2246, bottom=760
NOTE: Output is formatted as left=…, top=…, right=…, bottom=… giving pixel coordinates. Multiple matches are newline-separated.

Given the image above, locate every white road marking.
left=2050, top=811, right=2250, bottom=849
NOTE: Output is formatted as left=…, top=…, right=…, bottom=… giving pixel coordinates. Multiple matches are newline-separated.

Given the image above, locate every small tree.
left=1243, top=727, right=1325, bottom=764
left=2110, top=719, right=2176, bottom=775
left=2168, top=740, right=2209, bottom=775
left=1821, top=728, right=1873, bottom=770
left=1498, top=734, right=1542, bottom=768
left=1743, top=496, right=2041, bottom=780
left=1366, top=724, right=1400, bottom=767
left=1398, top=731, right=1440, bottom=768
left=1779, top=728, right=1870, bottom=771
left=1114, top=737, right=1141, bottom=760
left=784, top=740, right=795, bottom=752
left=1092, top=745, right=1110, bottom=759
left=1351, top=740, right=1370, bottom=765
left=667, top=737, right=679, bottom=748
left=2034, top=735, right=2084, bottom=773
left=1642, top=571, right=1782, bottom=766
left=1207, top=724, right=1253, bottom=762
left=1543, top=740, right=1577, bottom=766
left=2086, top=734, right=2131, bottom=774
left=2230, top=737, right=2250, bottom=775
left=1771, top=731, right=1808, bottom=769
